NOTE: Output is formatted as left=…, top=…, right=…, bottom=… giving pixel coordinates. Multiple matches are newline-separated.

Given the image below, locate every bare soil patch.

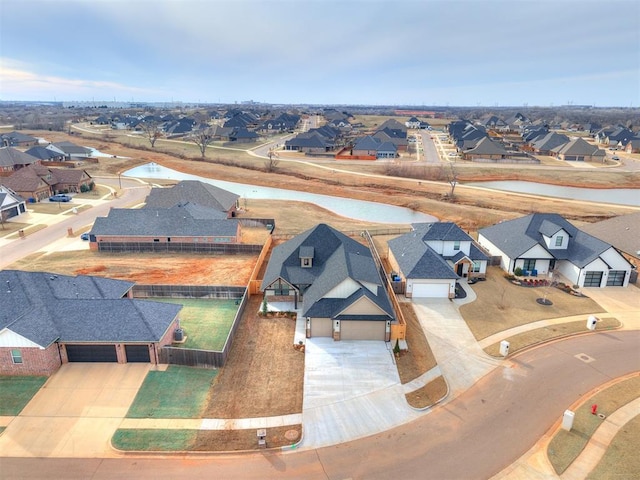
left=395, top=301, right=437, bottom=384
left=405, top=376, right=448, bottom=409
left=203, top=295, right=304, bottom=419
left=10, top=251, right=257, bottom=285
left=192, top=425, right=302, bottom=451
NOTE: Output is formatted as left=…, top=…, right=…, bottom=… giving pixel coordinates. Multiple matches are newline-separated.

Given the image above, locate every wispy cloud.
left=0, top=59, right=164, bottom=100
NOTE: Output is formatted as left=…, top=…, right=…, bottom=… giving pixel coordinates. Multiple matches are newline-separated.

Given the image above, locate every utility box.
left=499, top=340, right=510, bottom=357
left=562, top=410, right=575, bottom=431
left=257, top=429, right=266, bottom=448
left=587, top=315, right=598, bottom=331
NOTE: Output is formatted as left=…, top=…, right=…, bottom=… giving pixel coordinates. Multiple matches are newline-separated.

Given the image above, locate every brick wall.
left=0, top=345, right=61, bottom=376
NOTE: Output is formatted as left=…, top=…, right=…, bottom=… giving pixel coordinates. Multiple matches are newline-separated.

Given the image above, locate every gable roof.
left=25, top=146, right=65, bottom=160
left=144, top=180, right=239, bottom=212
left=465, top=137, right=509, bottom=155
left=0, top=270, right=180, bottom=347
left=90, top=206, right=237, bottom=237
left=261, top=224, right=394, bottom=319
left=388, top=234, right=458, bottom=280
left=552, top=137, right=603, bottom=156
left=580, top=212, right=640, bottom=259
left=479, top=213, right=617, bottom=267
left=0, top=147, right=40, bottom=168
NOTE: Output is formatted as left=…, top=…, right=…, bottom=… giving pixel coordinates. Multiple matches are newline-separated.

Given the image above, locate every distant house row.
left=93, top=110, right=302, bottom=142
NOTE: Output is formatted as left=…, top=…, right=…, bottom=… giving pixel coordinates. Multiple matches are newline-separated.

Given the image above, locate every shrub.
left=261, top=297, right=268, bottom=316
left=514, top=267, right=523, bottom=276
left=393, top=339, right=400, bottom=355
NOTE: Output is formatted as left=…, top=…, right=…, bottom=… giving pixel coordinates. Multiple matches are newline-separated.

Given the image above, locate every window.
left=302, top=258, right=311, bottom=267
left=453, top=240, right=460, bottom=251
left=523, top=259, right=536, bottom=271
left=11, top=349, right=22, bottom=364
left=471, top=261, right=482, bottom=273
left=272, top=279, right=290, bottom=296
left=555, top=236, right=563, bottom=247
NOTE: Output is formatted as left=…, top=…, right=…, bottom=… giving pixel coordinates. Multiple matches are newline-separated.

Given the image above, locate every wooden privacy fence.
left=133, top=284, right=245, bottom=298
left=157, top=290, right=250, bottom=368
left=362, top=230, right=406, bottom=342
left=158, top=347, right=224, bottom=369
left=96, top=242, right=263, bottom=254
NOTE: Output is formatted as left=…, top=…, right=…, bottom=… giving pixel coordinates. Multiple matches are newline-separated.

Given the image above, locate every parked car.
left=612, top=155, right=620, bottom=161
left=49, top=194, right=71, bottom=202
left=80, top=233, right=90, bottom=241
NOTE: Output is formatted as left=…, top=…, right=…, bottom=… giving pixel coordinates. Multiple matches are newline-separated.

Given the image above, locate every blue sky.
left=1, top=0, right=638, bottom=106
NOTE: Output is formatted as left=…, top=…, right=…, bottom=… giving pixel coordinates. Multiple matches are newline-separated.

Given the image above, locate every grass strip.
left=126, top=366, right=217, bottom=418
left=112, top=428, right=198, bottom=451
left=586, top=415, right=640, bottom=479
left=484, top=317, right=620, bottom=357
left=547, top=375, right=640, bottom=475
left=0, top=376, right=47, bottom=415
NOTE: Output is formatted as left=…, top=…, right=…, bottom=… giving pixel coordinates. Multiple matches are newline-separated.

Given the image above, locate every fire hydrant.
left=591, top=404, right=598, bottom=415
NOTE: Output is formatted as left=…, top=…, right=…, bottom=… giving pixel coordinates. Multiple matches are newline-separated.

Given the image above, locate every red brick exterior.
left=0, top=344, right=62, bottom=376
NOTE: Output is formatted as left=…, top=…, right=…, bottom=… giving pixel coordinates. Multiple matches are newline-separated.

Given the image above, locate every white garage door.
left=341, top=320, right=386, bottom=341
left=311, top=318, right=333, bottom=337
left=412, top=283, right=450, bottom=298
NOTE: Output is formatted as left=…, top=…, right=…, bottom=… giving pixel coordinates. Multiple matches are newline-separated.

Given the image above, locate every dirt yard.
left=10, top=251, right=257, bottom=285
left=202, top=295, right=304, bottom=419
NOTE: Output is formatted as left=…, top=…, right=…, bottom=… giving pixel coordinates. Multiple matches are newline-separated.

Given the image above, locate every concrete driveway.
left=301, top=338, right=422, bottom=449
left=585, top=284, right=640, bottom=330
left=0, top=363, right=149, bottom=458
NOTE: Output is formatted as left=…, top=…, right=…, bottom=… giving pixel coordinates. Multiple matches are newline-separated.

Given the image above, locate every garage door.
left=311, top=318, right=332, bottom=337
left=125, top=345, right=151, bottom=363
left=66, top=345, right=117, bottom=362
left=606, top=270, right=626, bottom=286
left=584, top=271, right=603, bottom=287
left=412, top=283, right=450, bottom=298
left=341, top=320, right=386, bottom=341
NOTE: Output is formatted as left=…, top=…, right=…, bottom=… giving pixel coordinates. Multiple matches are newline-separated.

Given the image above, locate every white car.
left=448, top=152, right=459, bottom=157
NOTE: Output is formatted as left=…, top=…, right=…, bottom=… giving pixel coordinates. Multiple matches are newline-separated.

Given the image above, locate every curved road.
left=2, top=330, right=638, bottom=479
left=0, top=178, right=150, bottom=269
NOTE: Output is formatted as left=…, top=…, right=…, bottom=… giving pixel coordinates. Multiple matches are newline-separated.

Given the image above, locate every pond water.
left=123, top=164, right=437, bottom=224
left=465, top=181, right=639, bottom=207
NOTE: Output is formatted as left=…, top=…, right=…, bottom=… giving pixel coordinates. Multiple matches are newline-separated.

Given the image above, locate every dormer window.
left=454, top=240, right=460, bottom=251
left=299, top=246, right=314, bottom=268
left=555, top=236, right=563, bottom=247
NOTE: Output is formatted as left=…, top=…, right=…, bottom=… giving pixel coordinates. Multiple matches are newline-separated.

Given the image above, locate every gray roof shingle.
left=0, top=270, right=180, bottom=346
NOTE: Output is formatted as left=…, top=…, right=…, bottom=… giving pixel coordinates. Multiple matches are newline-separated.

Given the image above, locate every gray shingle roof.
left=0, top=147, right=40, bottom=168
left=388, top=232, right=458, bottom=280
left=479, top=213, right=617, bottom=267
left=580, top=212, right=640, bottom=259
left=90, top=206, right=238, bottom=237
left=144, top=180, right=239, bottom=212
left=261, top=224, right=394, bottom=320
left=0, top=270, right=180, bottom=347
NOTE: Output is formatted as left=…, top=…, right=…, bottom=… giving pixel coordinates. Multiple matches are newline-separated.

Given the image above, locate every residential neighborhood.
left=0, top=103, right=638, bottom=479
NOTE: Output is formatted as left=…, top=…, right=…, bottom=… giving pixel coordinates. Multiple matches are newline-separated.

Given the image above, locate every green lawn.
left=112, top=428, right=198, bottom=451
left=126, top=366, right=217, bottom=418
left=152, top=298, right=238, bottom=350
left=547, top=375, right=640, bottom=475
left=0, top=376, right=47, bottom=415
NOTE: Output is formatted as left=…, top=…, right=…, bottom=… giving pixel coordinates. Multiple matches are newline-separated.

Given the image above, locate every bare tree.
left=140, top=119, right=163, bottom=148
left=264, top=149, right=280, bottom=172
left=0, top=211, right=7, bottom=230
left=190, top=127, right=214, bottom=159
left=445, top=162, right=458, bottom=198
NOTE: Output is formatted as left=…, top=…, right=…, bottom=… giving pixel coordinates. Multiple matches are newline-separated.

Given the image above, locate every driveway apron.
left=411, top=298, right=502, bottom=397
left=0, top=363, right=150, bottom=458
left=300, top=338, right=421, bottom=449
